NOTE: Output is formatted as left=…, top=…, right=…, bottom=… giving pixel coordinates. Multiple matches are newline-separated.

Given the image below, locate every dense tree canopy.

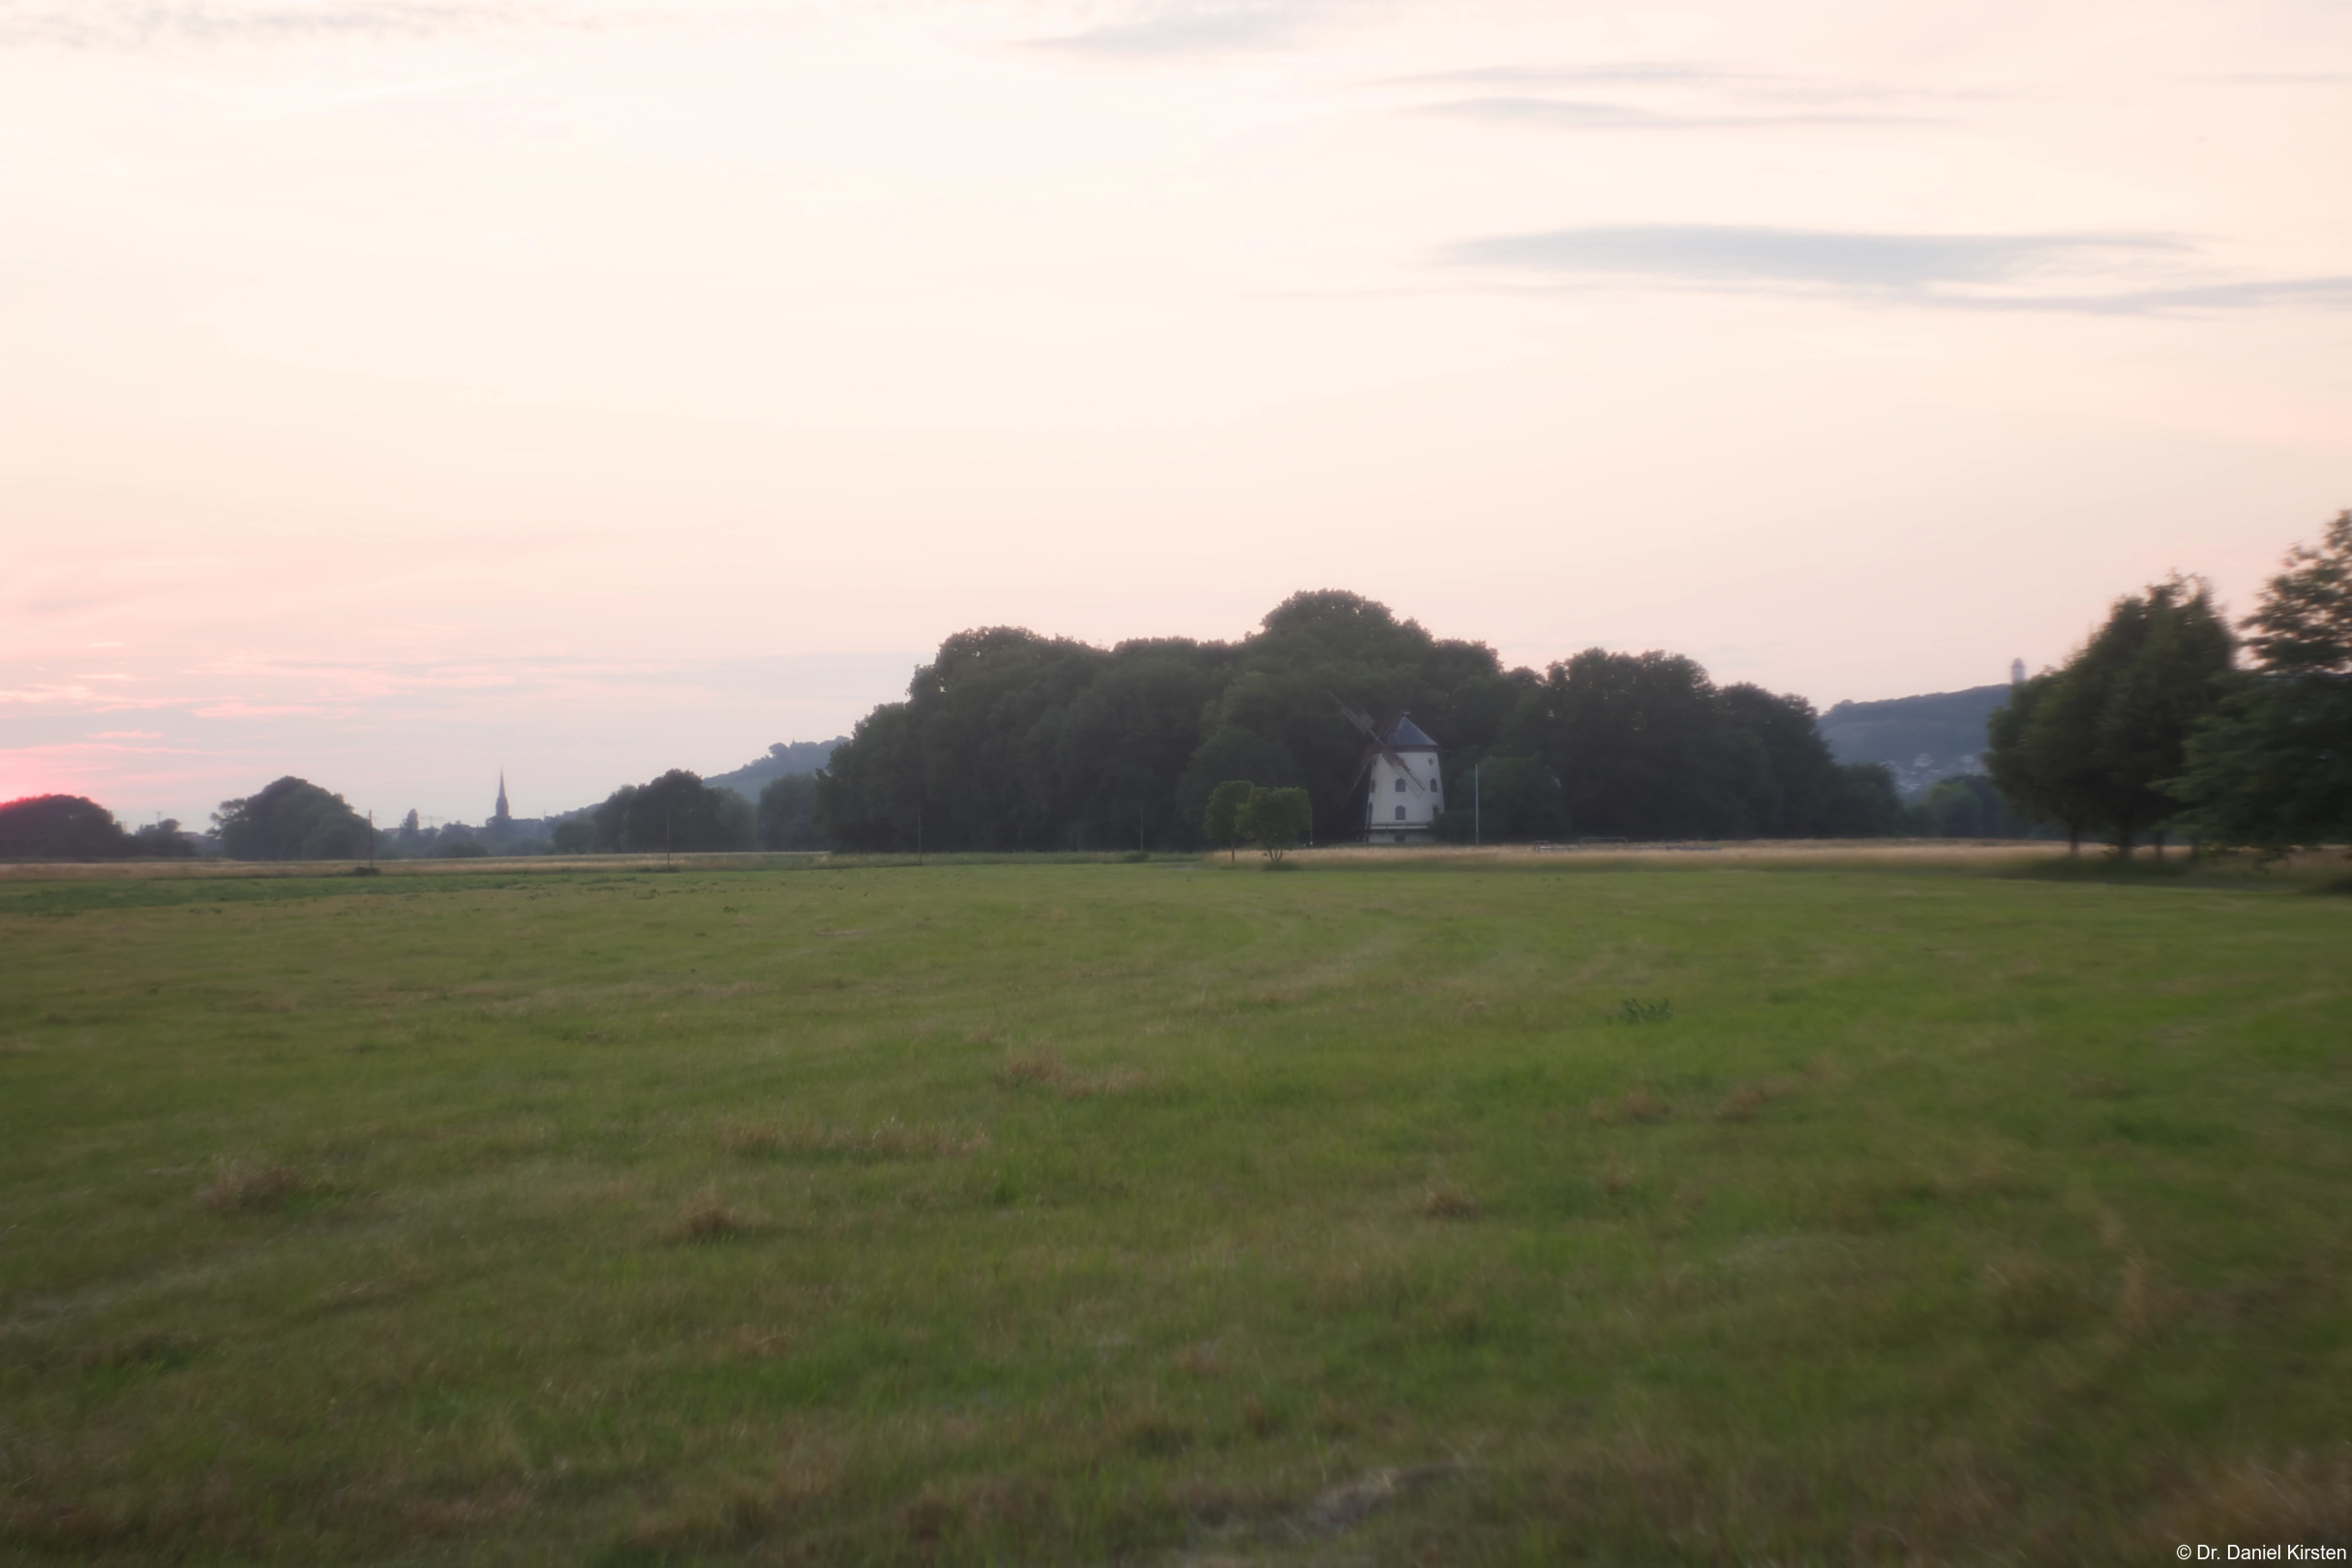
left=0, top=795, right=136, bottom=860
left=756, top=774, right=824, bottom=851
left=2174, top=514, right=2352, bottom=848
left=213, top=778, right=372, bottom=860
left=1986, top=577, right=2236, bottom=853
left=815, top=591, right=1904, bottom=851
left=590, top=770, right=754, bottom=854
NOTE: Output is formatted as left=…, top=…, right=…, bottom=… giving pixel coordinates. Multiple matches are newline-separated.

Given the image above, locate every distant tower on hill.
left=2010, top=658, right=2026, bottom=685
left=493, top=771, right=512, bottom=826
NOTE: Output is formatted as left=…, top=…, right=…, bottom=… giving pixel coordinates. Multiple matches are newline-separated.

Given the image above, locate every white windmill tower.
left=1336, top=699, right=1442, bottom=844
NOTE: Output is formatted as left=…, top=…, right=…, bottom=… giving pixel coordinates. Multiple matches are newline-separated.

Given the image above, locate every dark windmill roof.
left=1381, top=714, right=1438, bottom=749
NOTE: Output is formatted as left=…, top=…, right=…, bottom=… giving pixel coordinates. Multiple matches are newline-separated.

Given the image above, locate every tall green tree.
left=1985, top=577, right=2236, bottom=854
left=2174, top=513, right=2352, bottom=849
left=756, top=773, right=825, bottom=851
left=1498, top=651, right=1860, bottom=839
left=1237, top=785, right=1312, bottom=864
left=0, top=795, right=135, bottom=860
left=591, top=770, right=753, bottom=854
left=213, top=778, right=372, bottom=860
left=1202, top=779, right=1253, bottom=862
left=1986, top=673, right=2103, bottom=853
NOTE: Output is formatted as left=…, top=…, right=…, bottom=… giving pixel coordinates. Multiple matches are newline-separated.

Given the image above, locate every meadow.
left=1, top=851, right=2346, bottom=1564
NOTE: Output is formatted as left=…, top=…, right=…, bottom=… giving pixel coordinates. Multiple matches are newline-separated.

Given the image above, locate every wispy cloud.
left=1393, top=58, right=1988, bottom=134
left=1031, top=1, right=1357, bottom=58
left=1399, top=62, right=1728, bottom=88
left=1444, top=224, right=2352, bottom=315
left=0, top=0, right=629, bottom=49
left=1422, top=96, right=1929, bottom=132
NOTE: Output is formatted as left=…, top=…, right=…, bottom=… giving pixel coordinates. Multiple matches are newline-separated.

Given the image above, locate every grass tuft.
left=1712, top=1078, right=1802, bottom=1122
left=677, top=1190, right=749, bottom=1242
left=715, top=1116, right=987, bottom=1160
left=1593, top=1087, right=1673, bottom=1124
left=1102, top=1405, right=1196, bottom=1458
left=196, top=1155, right=311, bottom=1214
left=1983, top=1255, right=2091, bottom=1338
left=992, top=1048, right=1150, bottom=1098
left=75, top=1328, right=201, bottom=1372
left=1422, top=1182, right=1482, bottom=1221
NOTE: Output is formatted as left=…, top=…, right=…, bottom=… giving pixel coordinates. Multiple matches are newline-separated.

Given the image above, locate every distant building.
left=493, top=772, right=512, bottom=827
left=1364, top=715, right=1442, bottom=845
left=2010, top=658, right=2026, bottom=685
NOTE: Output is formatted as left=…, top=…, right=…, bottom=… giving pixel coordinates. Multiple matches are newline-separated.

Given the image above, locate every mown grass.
left=0, top=854, right=2346, bottom=1564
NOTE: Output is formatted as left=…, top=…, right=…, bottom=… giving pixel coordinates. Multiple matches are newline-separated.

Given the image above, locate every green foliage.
left=818, top=593, right=1901, bottom=853
left=0, top=795, right=136, bottom=860
left=1986, top=577, right=2236, bottom=853
left=755, top=773, right=824, bottom=851
left=1822, top=763, right=1909, bottom=836
left=1236, top=783, right=1312, bottom=862
left=1906, top=773, right=2036, bottom=838
left=1498, top=651, right=1864, bottom=839
left=1433, top=753, right=1566, bottom=843
left=550, top=818, right=594, bottom=854
left=130, top=819, right=197, bottom=859
left=2240, top=508, right=2352, bottom=676
left=2173, top=515, right=2352, bottom=850
left=1201, top=778, right=1253, bottom=860
left=2174, top=675, right=2352, bottom=850
left=212, top=777, right=372, bottom=860
left=591, top=769, right=754, bottom=855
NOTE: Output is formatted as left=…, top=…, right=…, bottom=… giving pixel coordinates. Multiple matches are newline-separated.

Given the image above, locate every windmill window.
left=1395, top=805, right=1406, bottom=821
left=1394, top=777, right=1406, bottom=793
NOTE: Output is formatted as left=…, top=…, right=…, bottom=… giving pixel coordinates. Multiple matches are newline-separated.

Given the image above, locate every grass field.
left=2, top=853, right=2347, bottom=1564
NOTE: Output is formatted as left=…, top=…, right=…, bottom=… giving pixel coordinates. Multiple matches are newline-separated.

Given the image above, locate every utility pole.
left=368, top=809, right=376, bottom=868
left=1140, top=805, right=1146, bottom=855
left=1473, top=764, right=1481, bottom=847
left=917, top=804, right=923, bottom=866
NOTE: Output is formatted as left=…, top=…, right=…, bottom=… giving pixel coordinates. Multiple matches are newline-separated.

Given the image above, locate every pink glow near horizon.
left=3, top=0, right=2347, bottom=824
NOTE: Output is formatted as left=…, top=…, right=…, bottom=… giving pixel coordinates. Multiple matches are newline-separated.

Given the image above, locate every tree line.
left=1985, top=512, right=2350, bottom=855
left=0, top=796, right=196, bottom=861
left=814, top=589, right=1905, bottom=852
left=9, top=515, right=2339, bottom=861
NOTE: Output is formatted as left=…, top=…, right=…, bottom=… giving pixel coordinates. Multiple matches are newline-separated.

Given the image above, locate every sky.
left=3, top=0, right=2347, bottom=827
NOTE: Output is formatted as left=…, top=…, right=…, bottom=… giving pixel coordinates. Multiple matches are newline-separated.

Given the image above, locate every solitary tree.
left=1202, top=779, right=1254, bottom=862
left=212, top=778, right=371, bottom=860
left=1237, top=785, right=1312, bottom=865
left=0, top=795, right=135, bottom=860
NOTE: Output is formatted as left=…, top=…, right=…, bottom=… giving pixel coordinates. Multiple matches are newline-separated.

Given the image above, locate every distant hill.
left=705, top=739, right=847, bottom=801
left=1819, top=684, right=2013, bottom=799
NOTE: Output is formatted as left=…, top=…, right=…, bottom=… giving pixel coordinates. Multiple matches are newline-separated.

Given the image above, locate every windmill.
left=1334, top=697, right=1443, bottom=842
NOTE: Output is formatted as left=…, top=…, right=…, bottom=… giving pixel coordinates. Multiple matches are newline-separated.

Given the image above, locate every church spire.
left=494, top=770, right=511, bottom=824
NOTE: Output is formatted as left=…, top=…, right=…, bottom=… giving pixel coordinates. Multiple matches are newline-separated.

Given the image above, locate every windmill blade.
left=1344, top=748, right=1376, bottom=800
left=1381, top=746, right=1429, bottom=792
left=1329, top=693, right=1382, bottom=741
